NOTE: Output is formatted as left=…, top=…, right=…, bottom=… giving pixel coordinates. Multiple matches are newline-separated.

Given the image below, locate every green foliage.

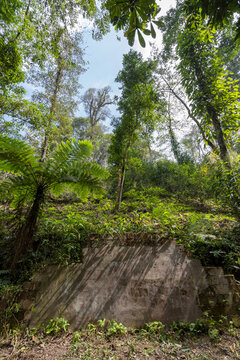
left=140, top=321, right=166, bottom=341
left=203, top=158, right=240, bottom=214
left=106, top=320, right=127, bottom=337
left=170, top=317, right=219, bottom=340
left=177, top=15, right=240, bottom=161
left=183, top=222, right=240, bottom=277
left=109, top=50, right=160, bottom=209
left=0, top=284, right=22, bottom=332
left=0, top=136, right=108, bottom=207
left=70, top=330, right=82, bottom=351
left=0, top=0, right=23, bottom=24
left=136, top=160, right=208, bottom=199
left=44, top=317, right=70, bottom=336
left=71, top=330, right=82, bottom=344
left=85, top=319, right=127, bottom=337
left=184, top=0, right=240, bottom=40
left=103, top=0, right=161, bottom=46
left=0, top=136, right=108, bottom=270
left=0, top=0, right=111, bottom=144
left=109, top=50, right=158, bottom=166
left=0, top=38, right=24, bottom=94
left=17, top=184, right=237, bottom=277
left=1, top=176, right=239, bottom=280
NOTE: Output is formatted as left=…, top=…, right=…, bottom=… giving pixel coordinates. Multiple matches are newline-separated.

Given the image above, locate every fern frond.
left=51, top=175, right=103, bottom=198
left=0, top=135, right=40, bottom=176
left=68, top=162, right=108, bottom=179
left=49, top=161, right=108, bottom=198
left=0, top=177, right=37, bottom=207
left=48, top=139, right=93, bottom=171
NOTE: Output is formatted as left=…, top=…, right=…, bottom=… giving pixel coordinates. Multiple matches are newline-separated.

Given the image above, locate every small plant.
left=107, top=320, right=127, bottom=337
left=141, top=321, right=166, bottom=341
left=44, top=317, right=70, bottom=336
left=170, top=319, right=208, bottom=338
left=86, top=323, right=97, bottom=334
left=70, top=331, right=82, bottom=351
left=97, top=318, right=107, bottom=329
left=208, top=327, right=219, bottom=341
left=71, top=330, right=82, bottom=344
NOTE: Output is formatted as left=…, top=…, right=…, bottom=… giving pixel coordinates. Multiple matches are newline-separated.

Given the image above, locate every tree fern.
left=0, top=135, right=40, bottom=176
left=0, top=135, right=108, bottom=269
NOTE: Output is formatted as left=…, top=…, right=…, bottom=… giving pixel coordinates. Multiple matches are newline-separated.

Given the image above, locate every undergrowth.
left=0, top=187, right=239, bottom=285
left=1, top=315, right=239, bottom=344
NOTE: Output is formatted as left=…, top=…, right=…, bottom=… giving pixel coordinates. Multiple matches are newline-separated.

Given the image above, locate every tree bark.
left=115, top=160, right=127, bottom=211
left=115, top=141, right=131, bottom=211
left=40, top=57, right=63, bottom=162
left=11, top=184, right=44, bottom=271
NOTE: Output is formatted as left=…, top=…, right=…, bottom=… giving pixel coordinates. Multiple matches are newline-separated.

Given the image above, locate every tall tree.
left=28, top=29, right=85, bottom=160
left=109, top=50, right=160, bottom=210
left=72, top=116, right=112, bottom=166
left=177, top=15, right=240, bottom=167
left=0, top=0, right=110, bottom=137
left=81, top=87, right=113, bottom=144
left=176, top=14, right=240, bottom=214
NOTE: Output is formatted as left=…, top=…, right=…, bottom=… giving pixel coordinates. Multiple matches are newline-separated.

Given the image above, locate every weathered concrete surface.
left=21, top=241, right=240, bottom=329
left=199, top=267, right=240, bottom=316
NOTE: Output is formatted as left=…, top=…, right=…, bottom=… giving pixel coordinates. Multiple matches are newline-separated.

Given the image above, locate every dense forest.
left=0, top=0, right=240, bottom=356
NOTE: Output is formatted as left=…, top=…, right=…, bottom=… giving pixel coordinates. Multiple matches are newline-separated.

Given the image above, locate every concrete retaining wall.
left=21, top=241, right=240, bottom=329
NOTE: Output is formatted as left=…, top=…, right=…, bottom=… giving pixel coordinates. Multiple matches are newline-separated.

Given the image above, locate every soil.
left=0, top=329, right=240, bottom=360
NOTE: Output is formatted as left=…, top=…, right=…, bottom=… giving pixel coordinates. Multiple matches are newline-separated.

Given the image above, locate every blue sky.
left=79, top=29, right=129, bottom=93
left=77, top=28, right=130, bottom=120
left=77, top=0, right=176, bottom=122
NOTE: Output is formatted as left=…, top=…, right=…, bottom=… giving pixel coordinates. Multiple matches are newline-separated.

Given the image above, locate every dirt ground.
left=0, top=328, right=240, bottom=360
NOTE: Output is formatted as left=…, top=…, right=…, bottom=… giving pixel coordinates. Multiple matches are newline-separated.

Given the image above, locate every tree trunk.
left=208, top=108, right=231, bottom=167
left=115, top=161, right=126, bottom=211
left=11, top=184, right=45, bottom=271
left=40, top=133, right=50, bottom=163
left=167, top=115, right=182, bottom=164
left=115, top=142, right=131, bottom=211
left=191, top=46, right=240, bottom=216
left=147, top=141, right=153, bottom=162
left=40, top=58, right=63, bottom=162
left=161, top=75, right=218, bottom=153
left=190, top=46, right=231, bottom=167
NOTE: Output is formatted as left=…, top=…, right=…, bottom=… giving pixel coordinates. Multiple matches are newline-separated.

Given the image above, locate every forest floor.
left=0, top=327, right=240, bottom=360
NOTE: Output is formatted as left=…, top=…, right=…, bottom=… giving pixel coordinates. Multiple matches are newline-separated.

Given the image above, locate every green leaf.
left=153, top=18, right=164, bottom=28
left=150, top=23, right=156, bottom=38
left=137, top=30, right=146, bottom=47
left=142, top=29, right=151, bottom=36
left=127, top=29, right=136, bottom=47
